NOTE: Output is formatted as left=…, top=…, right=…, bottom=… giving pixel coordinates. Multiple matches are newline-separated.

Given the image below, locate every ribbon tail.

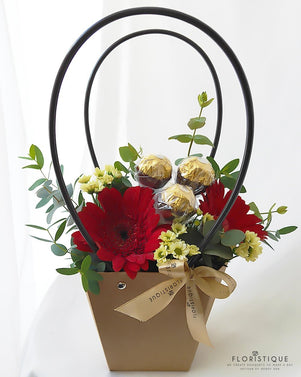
left=186, top=281, right=213, bottom=347
left=115, top=277, right=186, bottom=322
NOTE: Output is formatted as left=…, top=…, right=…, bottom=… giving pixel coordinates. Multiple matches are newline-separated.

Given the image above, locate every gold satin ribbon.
left=114, top=260, right=236, bottom=346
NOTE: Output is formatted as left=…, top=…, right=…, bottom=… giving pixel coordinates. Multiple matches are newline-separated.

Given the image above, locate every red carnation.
left=72, top=186, right=168, bottom=279
left=199, top=180, right=267, bottom=239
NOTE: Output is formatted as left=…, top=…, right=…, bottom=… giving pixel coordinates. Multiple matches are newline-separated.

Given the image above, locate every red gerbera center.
left=199, top=180, right=267, bottom=240
left=72, top=186, right=168, bottom=279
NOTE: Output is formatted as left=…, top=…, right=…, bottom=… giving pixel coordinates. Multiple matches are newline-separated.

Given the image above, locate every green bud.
left=194, top=220, right=201, bottom=227
left=277, top=206, right=288, bottom=214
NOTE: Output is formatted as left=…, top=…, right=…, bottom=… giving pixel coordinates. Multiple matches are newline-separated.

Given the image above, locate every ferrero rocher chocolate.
left=176, top=156, right=215, bottom=193
left=136, top=154, right=172, bottom=189
left=159, top=183, right=196, bottom=219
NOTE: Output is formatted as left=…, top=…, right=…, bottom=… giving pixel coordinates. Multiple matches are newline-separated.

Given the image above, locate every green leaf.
left=85, top=270, right=103, bottom=282
left=276, top=206, right=288, bottom=214
left=202, top=98, right=214, bottom=108
left=202, top=220, right=221, bottom=244
left=127, top=143, right=139, bottom=160
left=29, top=144, right=36, bottom=159
left=30, top=235, right=52, bottom=243
left=95, top=262, right=106, bottom=272
left=121, top=177, right=132, bottom=187
left=221, top=159, right=240, bottom=174
left=51, top=243, right=68, bottom=256
left=191, top=153, right=203, bottom=158
left=22, top=164, right=40, bottom=170
left=46, top=204, right=54, bottom=213
left=204, top=245, right=233, bottom=259
left=26, top=224, right=47, bottom=231
left=119, top=146, right=137, bottom=162
left=56, top=267, right=79, bottom=275
left=34, top=145, right=44, bottom=169
left=206, top=156, right=220, bottom=178
left=114, top=161, right=129, bottom=173
left=81, top=255, right=92, bottom=273
left=175, top=158, right=185, bottom=166
left=221, top=229, right=245, bottom=247
left=187, top=117, right=206, bottom=130
left=220, top=176, right=246, bottom=193
left=248, top=202, right=263, bottom=220
left=198, top=92, right=207, bottom=106
left=267, top=232, right=279, bottom=241
left=28, top=178, right=47, bottom=191
left=48, top=218, right=67, bottom=229
left=88, top=279, right=100, bottom=295
left=18, top=156, right=33, bottom=160
left=168, top=134, right=193, bottom=143
left=36, top=195, right=52, bottom=209
left=54, top=220, right=67, bottom=242
left=262, top=239, right=274, bottom=250
left=278, top=226, right=297, bottom=235
left=193, top=135, right=214, bottom=147
left=81, top=274, right=89, bottom=292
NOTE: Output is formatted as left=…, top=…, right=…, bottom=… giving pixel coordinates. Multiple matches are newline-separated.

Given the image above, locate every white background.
left=1, top=0, right=301, bottom=376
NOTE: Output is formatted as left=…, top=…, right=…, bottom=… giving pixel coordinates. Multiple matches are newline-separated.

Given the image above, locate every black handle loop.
left=49, top=7, right=254, bottom=262
left=84, top=28, right=223, bottom=169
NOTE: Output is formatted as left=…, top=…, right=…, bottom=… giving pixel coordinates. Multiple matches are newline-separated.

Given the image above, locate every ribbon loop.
left=115, top=260, right=236, bottom=346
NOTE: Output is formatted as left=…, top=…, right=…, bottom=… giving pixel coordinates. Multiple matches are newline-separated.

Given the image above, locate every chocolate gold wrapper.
left=136, top=154, right=172, bottom=189
left=176, top=157, right=215, bottom=193
left=156, top=183, right=196, bottom=220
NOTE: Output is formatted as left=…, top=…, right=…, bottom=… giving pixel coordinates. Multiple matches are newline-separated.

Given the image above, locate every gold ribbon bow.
left=115, top=260, right=236, bottom=346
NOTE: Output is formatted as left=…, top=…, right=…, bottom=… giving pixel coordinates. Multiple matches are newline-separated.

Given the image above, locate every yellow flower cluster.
left=234, top=231, right=262, bottom=262
left=78, top=166, right=122, bottom=194
left=154, top=222, right=200, bottom=265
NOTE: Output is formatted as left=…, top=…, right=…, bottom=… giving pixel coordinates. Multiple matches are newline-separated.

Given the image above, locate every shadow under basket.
left=87, top=271, right=216, bottom=371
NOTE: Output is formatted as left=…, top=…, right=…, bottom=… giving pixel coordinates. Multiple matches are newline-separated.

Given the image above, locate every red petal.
left=97, top=247, right=114, bottom=261
left=112, top=255, right=126, bottom=271
left=123, top=265, right=137, bottom=280
left=97, top=187, right=123, bottom=216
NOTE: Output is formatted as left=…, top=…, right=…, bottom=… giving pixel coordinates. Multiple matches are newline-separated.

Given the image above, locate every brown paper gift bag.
left=87, top=271, right=216, bottom=371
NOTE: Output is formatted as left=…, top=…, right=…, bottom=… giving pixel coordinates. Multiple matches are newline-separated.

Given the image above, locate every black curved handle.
left=49, top=7, right=254, bottom=262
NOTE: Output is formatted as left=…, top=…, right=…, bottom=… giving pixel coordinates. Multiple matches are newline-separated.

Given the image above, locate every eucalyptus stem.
left=187, top=107, right=203, bottom=156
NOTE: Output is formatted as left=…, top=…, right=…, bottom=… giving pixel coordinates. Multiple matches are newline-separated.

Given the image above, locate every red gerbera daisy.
left=199, top=180, right=267, bottom=239
left=72, top=186, right=168, bottom=279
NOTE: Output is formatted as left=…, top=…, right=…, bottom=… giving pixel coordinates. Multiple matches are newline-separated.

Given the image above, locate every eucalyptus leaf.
left=187, top=117, right=206, bottom=130
left=221, top=159, right=240, bottom=174
left=34, top=145, right=44, bottom=169
left=221, top=229, right=245, bottom=247
left=220, top=176, right=246, bottom=193
left=95, top=262, right=106, bottom=272
left=26, top=224, right=47, bottom=231
left=36, top=186, right=52, bottom=198
left=88, top=279, right=100, bottom=295
left=81, top=255, right=92, bottom=273
left=201, top=98, right=214, bottom=107
left=81, top=274, right=89, bottom=292
left=267, top=232, right=279, bottom=241
left=28, top=178, right=47, bottom=191
left=121, top=177, right=132, bottom=187
left=85, top=270, right=104, bottom=282
left=36, top=195, right=52, bottom=209
left=193, top=135, right=214, bottom=146
left=51, top=243, right=68, bottom=256
left=54, top=220, right=67, bottom=242
left=168, top=134, right=192, bottom=143
left=249, top=201, right=263, bottom=220
left=114, top=161, right=129, bottom=173
left=175, top=158, right=185, bottom=166
left=204, top=245, right=233, bottom=259
left=278, top=226, right=297, bottom=235
left=206, top=156, right=220, bottom=178
left=30, top=235, right=52, bottom=243
left=202, top=220, right=221, bottom=244
left=22, top=164, right=40, bottom=170
left=119, top=146, right=137, bottom=162
left=18, top=156, right=33, bottom=161
left=127, top=143, right=139, bottom=160
left=56, top=267, right=79, bottom=275
left=29, top=144, right=36, bottom=159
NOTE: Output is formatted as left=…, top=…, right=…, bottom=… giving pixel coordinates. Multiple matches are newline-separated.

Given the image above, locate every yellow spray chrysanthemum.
left=81, top=180, right=103, bottom=194
left=202, top=212, right=215, bottom=224
left=187, top=244, right=200, bottom=256
left=154, top=244, right=169, bottom=264
left=169, top=240, right=189, bottom=261
left=78, top=175, right=91, bottom=184
left=94, top=167, right=105, bottom=178
left=105, top=164, right=122, bottom=178
left=171, top=222, right=187, bottom=235
left=234, top=231, right=262, bottom=262
left=159, top=230, right=177, bottom=243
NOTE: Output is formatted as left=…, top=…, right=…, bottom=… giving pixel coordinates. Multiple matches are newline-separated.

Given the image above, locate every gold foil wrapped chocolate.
left=156, top=183, right=196, bottom=221
left=137, top=154, right=172, bottom=189
left=176, top=157, right=215, bottom=193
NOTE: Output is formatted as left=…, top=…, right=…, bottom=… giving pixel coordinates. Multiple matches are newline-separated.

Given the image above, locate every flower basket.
left=20, top=6, right=297, bottom=374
